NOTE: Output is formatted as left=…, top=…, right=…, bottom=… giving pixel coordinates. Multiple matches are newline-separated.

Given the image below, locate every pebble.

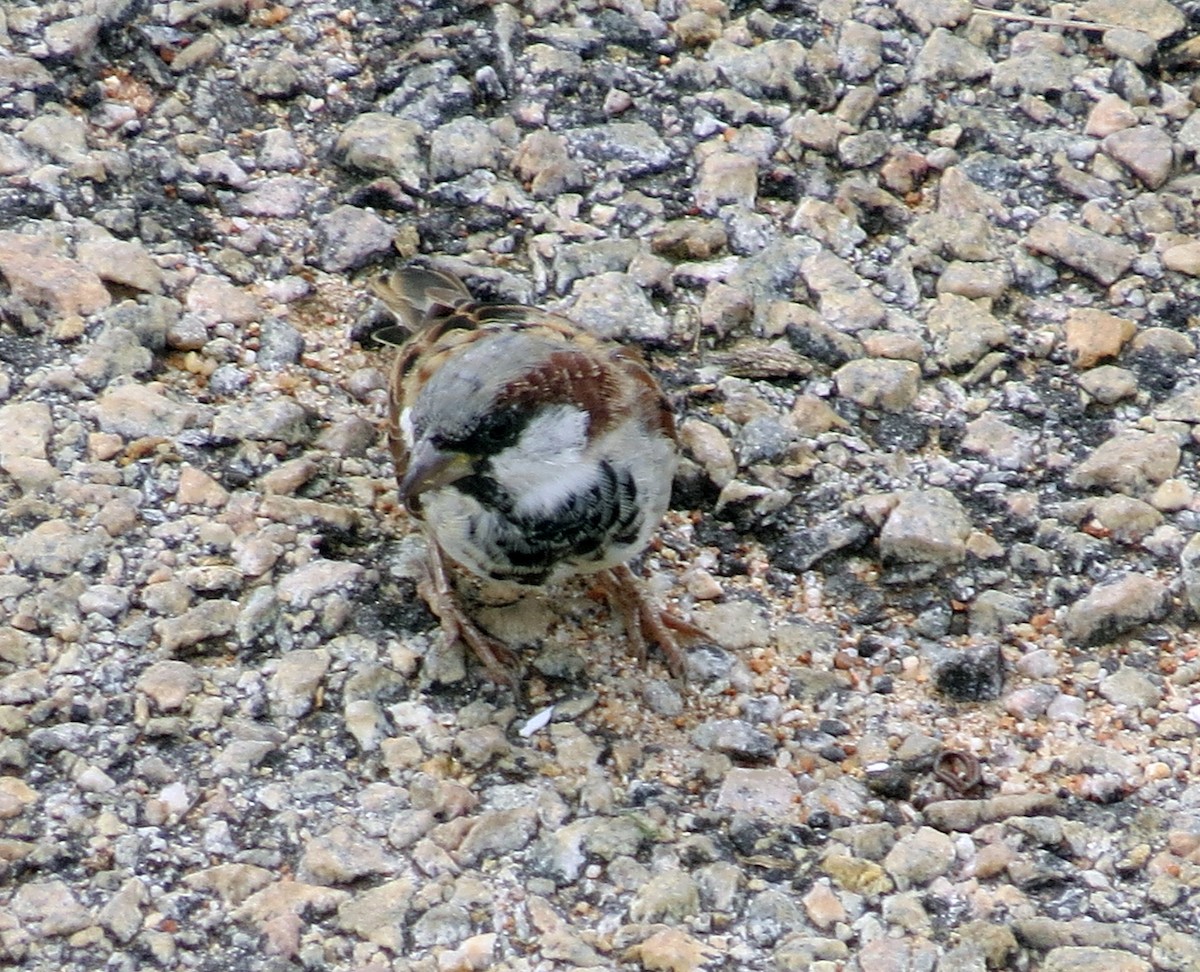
left=269, top=649, right=331, bottom=718
left=1070, top=431, right=1180, bottom=495
left=1062, top=574, right=1170, bottom=646
left=0, top=232, right=110, bottom=316
left=315, top=204, right=395, bottom=273
left=1026, top=217, right=1136, bottom=285
left=880, top=489, right=971, bottom=566
left=335, top=113, right=426, bottom=187
left=834, top=359, right=921, bottom=412
left=156, top=600, right=240, bottom=654
left=76, top=237, right=164, bottom=294
left=715, top=768, right=801, bottom=819
left=1064, top=308, right=1136, bottom=368
left=629, top=870, right=700, bottom=922
left=10, top=879, right=93, bottom=938
left=1076, top=0, right=1185, bottom=40
left=691, top=719, right=776, bottom=761
left=1101, top=126, right=1175, bottom=189
left=913, top=28, right=993, bottom=82
left=566, top=272, right=669, bottom=343
left=927, top=293, right=1008, bottom=369
left=1162, top=240, right=1200, bottom=276
left=212, top=398, right=308, bottom=444
left=1098, top=667, right=1162, bottom=709
left=136, top=660, right=201, bottom=711
left=1042, top=946, right=1150, bottom=972
left=185, top=274, right=260, bottom=326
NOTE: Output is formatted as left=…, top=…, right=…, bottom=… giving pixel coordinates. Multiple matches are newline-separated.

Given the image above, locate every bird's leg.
left=418, top=541, right=523, bottom=690
left=597, top=564, right=705, bottom=679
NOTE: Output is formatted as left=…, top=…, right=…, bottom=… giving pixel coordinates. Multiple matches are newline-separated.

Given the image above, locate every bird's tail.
left=369, top=266, right=473, bottom=344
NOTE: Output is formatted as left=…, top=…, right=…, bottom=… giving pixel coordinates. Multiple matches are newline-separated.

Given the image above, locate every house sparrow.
left=372, top=265, right=699, bottom=688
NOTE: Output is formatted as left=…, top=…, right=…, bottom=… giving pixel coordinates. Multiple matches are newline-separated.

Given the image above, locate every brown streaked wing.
left=611, top=347, right=676, bottom=441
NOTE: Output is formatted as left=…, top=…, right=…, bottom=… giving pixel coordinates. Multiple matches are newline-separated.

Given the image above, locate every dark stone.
left=934, top=643, right=1005, bottom=701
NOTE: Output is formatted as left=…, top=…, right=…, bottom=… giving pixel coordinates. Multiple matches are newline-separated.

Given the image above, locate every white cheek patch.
left=399, top=407, right=416, bottom=448
left=489, top=405, right=594, bottom=515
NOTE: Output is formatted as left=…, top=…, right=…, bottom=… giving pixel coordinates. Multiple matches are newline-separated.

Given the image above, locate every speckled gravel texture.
left=3, top=0, right=1200, bottom=970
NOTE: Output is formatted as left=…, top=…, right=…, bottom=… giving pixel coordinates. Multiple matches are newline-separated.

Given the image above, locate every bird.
left=371, top=265, right=700, bottom=689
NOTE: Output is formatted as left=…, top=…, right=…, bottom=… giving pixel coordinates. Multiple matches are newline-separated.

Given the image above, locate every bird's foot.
left=419, top=544, right=524, bottom=693
left=597, top=564, right=705, bottom=679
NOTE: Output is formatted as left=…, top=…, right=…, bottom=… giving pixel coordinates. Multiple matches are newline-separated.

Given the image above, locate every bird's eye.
left=455, top=404, right=528, bottom=455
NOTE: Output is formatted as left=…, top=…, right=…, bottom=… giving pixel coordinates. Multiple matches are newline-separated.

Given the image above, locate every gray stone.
left=564, top=120, right=671, bottom=175
left=629, top=871, right=700, bottom=923
left=838, top=130, right=891, bottom=169
left=97, top=877, right=147, bottom=944
left=746, top=887, right=806, bottom=946
left=258, top=127, right=303, bottom=170
left=195, top=150, right=250, bottom=189
left=1181, top=533, right=1200, bottom=615
left=552, top=239, right=641, bottom=292
left=927, top=293, right=1008, bottom=370
left=1076, top=0, right=1185, bottom=40
left=565, top=272, right=668, bottom=342
left=136, top=660, right=201, bottom=711
left=834, top=359, right=921, bottom=412
left=0, top=132, right=33, bottom=175
left=20, top=110, right=88, bottom=163
left=456, top=807, right=538, bottom=864
left=299, top=823, right=396, bottom=885
left=185, top=274, right=260, bottom=325
left=156, top=600, right=240, bottom=654
left=991, top=50, right=1077, bottom=96
left=1026, top=217, right=1136, bottom=285
left=1070, top=431, right=1180, bottom=495
left=896, top=0, right=973, bottom=32
left=839, top=21, right=883, bottom=81
left=9, top=520, right=108, bottom=576
left=76, top=237, right=164, bottom=294
left=695, top=150, right=758, bottom=212
left=212, top=398, right=309, bottom=444
left=336, top=878, right=415, bottom=952
left=76, top=325, right=155, bottom=388
left=961, top=413, right=1035, bottom=469
left=256, top=317, right=304, bottom=369
left=1062, top=573, right=1170, bottom=646
left=240, top=175, right=317, bottom=218
left=970, top=590, right=1031, bottom=634
left=1102, top=126, right=1175, bottom=188
left=429, top=117, right=503, bottom=180
left=692, top=599, right=771, bottom=650
left=242, top=59, right=301, bottom=99
left=337, top=113, right=425, bottom=186
left=1152, top=931, right=1200, bottom=972
left=884, top=826, right=956, bottom=889
left=409, top=902, right=470, bottom=949
left=1099, top=666, right=1162, bottom=709
left=270, top=649, right=332, bottom=718
left=10, top=879, right=92, bottom=937
left=0, top=232, right=110, bottom=317
left=1042, top=946, right=1150, bottom=972
left=715, top=767, right=801, bottom=819
left=913, top=28, right=993, bottom=82
left=314, top=204, right=397, bottom=272
left=691, top=719, right=776, bottom=760
left=880, top=488, right=971, bottom=566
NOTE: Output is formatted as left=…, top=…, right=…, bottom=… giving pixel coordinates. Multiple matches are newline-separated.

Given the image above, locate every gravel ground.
left=3, top=0, right=1200, bottom=970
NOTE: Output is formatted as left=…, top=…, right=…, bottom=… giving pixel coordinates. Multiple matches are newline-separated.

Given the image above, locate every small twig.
left=971, top=6, right=1123, bottom=31
left=933, top=750, right=984, bottom=795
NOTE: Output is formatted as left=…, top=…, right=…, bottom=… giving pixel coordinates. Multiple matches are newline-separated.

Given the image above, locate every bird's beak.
left=398, top=439, right=473, bottom=507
